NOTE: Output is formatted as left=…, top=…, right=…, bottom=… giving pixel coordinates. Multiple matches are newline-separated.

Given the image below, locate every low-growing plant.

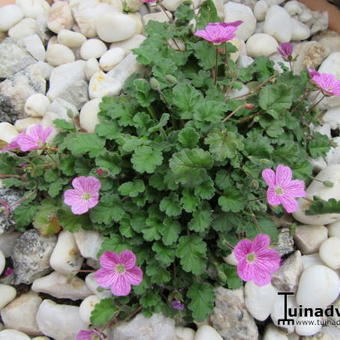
left=0, top=0, right=333, bottom=328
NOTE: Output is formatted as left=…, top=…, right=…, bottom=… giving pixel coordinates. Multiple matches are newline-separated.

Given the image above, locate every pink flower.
left=1, top=137, right=20, bottom=152
left=262, top=164, right=306, bottom=213
left=76, top=329, right=105, bottom=340
left=172, top=300, right=185, bottom=310
left=234, top=234, right=281, bottom=286
left=13, top=125, right=52, bottom=152
left=95, top=250, right=143, bottom=296
left=308, top=68, right=340, bottom=96
left=64, top=176, right=101, bottom=215
left=3, top=267, right=13, bottom=277
left=95, top=169, right=107, bottom=175
left=194, top=21, right=242, bottom=44
left=277, top=42, right=293, bottom=59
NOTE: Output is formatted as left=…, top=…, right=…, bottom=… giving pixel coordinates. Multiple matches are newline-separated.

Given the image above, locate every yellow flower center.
left=82, top=193, right=91, bottom=201
left=246, top=253, right=256, bottom=263
left=275, top=187, right=284, bottom=195
left=116, top=264, right=126, bottom=274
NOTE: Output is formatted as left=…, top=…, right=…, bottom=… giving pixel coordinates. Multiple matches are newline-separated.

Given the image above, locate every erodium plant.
left=0, top=0, right=335, bottom=328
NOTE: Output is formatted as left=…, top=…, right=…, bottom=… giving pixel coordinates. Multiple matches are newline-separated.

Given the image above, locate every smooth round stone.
left=0, top=329, right=30, bottom=340
left=57, top=29, right=86, bottom=48
left=319, top=52, right=340, bottom=80
left=161, top=0, right=185, bottom=11
left=79, top=295, right=100, bottom=324
left=263, top=324, right=288, bottom=340
left=319, top=237, right=340, bottom=270
left=32, top=337, right=50, bottom=340
left=85, top=58, right=100, bottom=80
left=89, top=71, right=121, bottom=99
left=301, top=253, right=323, bottom=270
left=99, top=47, right=125, bottom=72
left=16, top=0, right=50, bottom=20
left=110, top=34, right=146, bottom=53
left=246, top=33, right=278, bottom=57
left=195, top=325, right=222, bottom=340
left=328, top=221, right=340, bottom=239
left=295, top=316, right=322, bottom=336
left=47, top=1, right=73, bottom=34
left=0, top=4, right=23, bottom=32
left=244, top=281, right=277, bottom=321
left=22, top=34, right=45, bottom=61
left=223, top=2, right=256, bottom=41
left=175, top=327, right=195, bottom=340
left=95, top=12, right=137, bottom=43
left=14, top=118, right=42, bottom=132
left=46, top=44, right=75, bottom=66
left=79, top=98, right=102, bottom=133
left=80, top=39, right=107, bottom=60
left=8, top=18, right=37, bottom=40
left=124, top=0, right=142, bottom=12
left=0, top=250, right=5, bottom=276
left=24, top=94, right=50, bottom=118
left=0, top=122, right=18, bottom=143
left=291, top=18, right=310, bottom=41
left=284, top=1, right=303, bottom=16
left=264, top=5, right=292, bottom=43
left=254, top=0, right=268, bottom=21
left=296, top=265, right=340, bottom=308
left=128, top=13, right=143, bottom=34
left=0, top=284, right=16, bottom=309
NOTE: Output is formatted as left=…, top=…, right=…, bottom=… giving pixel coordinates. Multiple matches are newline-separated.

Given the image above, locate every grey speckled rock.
left=274, top=228, right=294, bottom=256
left=210, top=287, right=259, bottom=340
left=112, top=313, right=176, bottom=340
left=0, top=187, right=23, bottom=235
left=0, top=64, right=46, bottom=123
left=11, top=230, right=56, bottom=284
left=0, top=38, right=35, bottom=79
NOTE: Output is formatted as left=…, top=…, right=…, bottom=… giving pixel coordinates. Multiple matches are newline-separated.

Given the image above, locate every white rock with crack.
left=32, top=271, right=92, bottom=300
left=21, top=34, right=46, bottom=62
left=49, top=230, right=83, bottom=275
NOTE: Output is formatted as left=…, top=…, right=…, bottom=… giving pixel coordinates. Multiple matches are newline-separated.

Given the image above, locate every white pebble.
left=47, top=1, right=73, bottom=34
left=328, top=221, right=340, bottom=238
left=57, top=29, right=86, bottom=48
left=15, top=118, right=42, bottom=132
left=195, top=325, right=222, bottom=340
left=73, top=229, right=103, bottom=259
left=175, top=327, right=195, bottom=340
left=291, top=18, right=310, bottom=41
left=296, top=265, right=340, bottom=308
left=0, top=5, right=23, bottom=32
left=80, top=39, right=107, bottom=60
left=79, top=295, right=100, bottom=324
left=254, top=0, right=268, bottom=21
left=0, top=250, right=5, bottom=276
left=301, top=253, right=324, bottom=270
left=0, top=123, right=18, bottom=144
left=8, top=18, right=38, bottom=41
left=0, top=329, right=30, bottom=340
left=295, top=316, right=322, bottom=336
left=246, top=33, right=278, bottom=57
left=16, top=0, right=50, bottom=20
left=110, top=34, right=146, bottom=53
left=319, top=237, right=340, bottom=270
left=79, top=99, right=101, bottom=133
left=264, top=5, right=292, bottom=43
left=284, top=1, right=303, bottom=16
left=46, top=44, right=75, bottom=67
left=49, top=231, right=83, bottom=275
left=85, top=58, right=100, bottom=80
left=263, top=324, right=288, bottom=340
left=95, top=12, right=137, bottom=43
left=143, top=11, right=172, bottom=25
left=34, top=62, right=54, bottom=80
left=99, top=48, right=125, bottom=72
left=24, top=94, right=50, bottom=118
left=21, top=34, right=45, bottom=61
left=89, top=71, right=121, bottom=99
left=0, top=284, right=16, bottom=310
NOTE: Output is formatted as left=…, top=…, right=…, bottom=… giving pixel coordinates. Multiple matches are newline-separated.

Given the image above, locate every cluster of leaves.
left=0, top=1, right=331, bottom=325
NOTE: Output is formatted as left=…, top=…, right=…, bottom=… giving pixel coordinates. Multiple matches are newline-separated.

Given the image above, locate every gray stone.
left=112, top=313, right=176, bottom=340
left=271, top=250, right=303, bottom=292
left=210, top=287, right=259, bottom=340
left=0, top=38, right=35, bottom=79
left=11, top=230, right=56, bottom=284
left=0, top=187, right=23, bottom=236
left=274, top=228, right=294, bottom=256
left=0, top=64, right=46, bottom=123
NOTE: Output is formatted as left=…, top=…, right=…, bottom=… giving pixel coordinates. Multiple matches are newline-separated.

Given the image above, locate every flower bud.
left=245, top=103, right=255, bottom=109
left=165, top=75, right=177, bottom=84
left=250, top=180, right=259, bottom=190
left=150, top=77, right=161, bottom=90
left=323, top=180, right=334, bottom=188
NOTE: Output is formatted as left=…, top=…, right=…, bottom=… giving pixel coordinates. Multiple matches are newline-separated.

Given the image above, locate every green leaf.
left=191, top=41, right=216, bottom=70
left=194, top=177, right=215, bottom=200
left=90, top=195, right=125, bottom=225
left=146, top=261, right=171, bottom=284
left=53, top=119, right=75, bottom=131
left=177, top=235, right=207, bottom=275
left=13, top=202, right=38, bottom=228
left=118, top=180, right=145, bottom=198
left=178, top=127, right=200, bottom=148
left=193, top=100, right=226, bottom=122
left=131, top=146, right=163, bottom=174
left=187, top=282, right=215, bottom=321
left=152, top=242, right=176, bottom=267
left=90, top=298, right=117, bottom=326
left=218, top=189, right=246, bottom=213
left=169, top=148, right=213, bottom=187
left=160, top=218, right=181, bottom=246
left=205, top=130, right=244, bottom=161
left=188, top=206, right=212, bottom=232
left=308, top=132, right=331, bottom=158
left=60, top=155, right=75, bottom=176
left=171, top=83, right=202, bottom=119
left=33, top=200, right=61, bottom=236
left=160, top=193, right=182, bottom=217
left=58, top=207, right=91, bottom=232
left=181, top=189, right=200, bottom=213
left=95, top=152, right=121, bottom=175
left=196, top=0, right=220, bottom=29
left=306, top=197, right=340, bottom=215
left=133, top=78, right=156, bottom=108
left=225, top=265, right=242, bottom=289
left=62, top=133, right=105, bottom=157
left=95, top=121, right=120, bottom=140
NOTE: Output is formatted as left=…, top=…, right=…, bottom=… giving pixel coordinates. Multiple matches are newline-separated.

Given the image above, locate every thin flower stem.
left=221, top=104, right=247, bottom=123
left=224, top=42, right=228, bottom=77
left=247, top=196, right=266, bottom=202
left=305, top=92, right=326, bottom=116
left=214, top=46, right=218, bottom=85
left=12, top=190, right=37, bottom=208
left=147, top=106, right=157, bottom=120
left=302, top=196, right=313, bottom=203
left=0, top=174, right=22, bottom=179
left=223, top=240, right=234, bottom=250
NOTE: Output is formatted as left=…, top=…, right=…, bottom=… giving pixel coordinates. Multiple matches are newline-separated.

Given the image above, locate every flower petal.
left=279, top=195, right=299, bottom=213
left=251, top=234, right=270, bottom=253
left=256, top=248, right=281, bottom=273
left=111, top=275, right=132, bottom=296
left=234, top=239, right=252, bottom=261
left=237, top=259, right=255, bottom=282
left=95, top=268, right=118, bottom=288
left=16, top=134, right=38, bottom=151
left=262, top=168, right=276, bottom=186
left=266, top=187, right=281, bottom=206
left=284, top=180, right=306, bottom=198
left=275, top=165, right=292, bottom=186
left=118, top=250, right=136, bottom=269
left=252, top=270, right=272, bottom=286
left=125, top=266, right=143, bottom=286
left=99, top=251, right=120, bottom=269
